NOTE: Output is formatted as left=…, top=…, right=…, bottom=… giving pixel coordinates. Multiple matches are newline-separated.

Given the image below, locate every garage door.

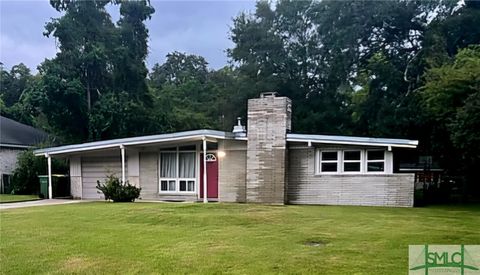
left=81, top=156, right=126, bottom=199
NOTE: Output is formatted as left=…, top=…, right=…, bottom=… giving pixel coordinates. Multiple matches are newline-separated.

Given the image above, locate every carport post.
left=46, top=154, right=52, bottom=199
left=202, top=137, right=208, bottom=203
left=120, top=144, right=126, bottom=184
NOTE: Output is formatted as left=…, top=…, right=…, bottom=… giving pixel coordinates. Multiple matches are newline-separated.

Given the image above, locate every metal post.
left=120, top=145, right=126, bottom=184
left=47, top=154, right=52, bottom=199
left=202, top=137, right=208, bottom=203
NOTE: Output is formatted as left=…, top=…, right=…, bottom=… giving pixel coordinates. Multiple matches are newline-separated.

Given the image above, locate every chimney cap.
left=232, top=117, right=246, bottom=136
left=260, top=92, right=278, bottom=98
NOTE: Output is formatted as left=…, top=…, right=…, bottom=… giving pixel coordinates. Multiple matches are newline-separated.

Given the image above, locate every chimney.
left=246, top=92, right=292, bottom=204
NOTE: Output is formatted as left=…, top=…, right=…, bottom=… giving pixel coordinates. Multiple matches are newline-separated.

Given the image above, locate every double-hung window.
left=160, top=147, right=196, bottom=193
left=319, top=151, right=339, bottom=173
left=367, top=150, right=385, bottom=172
left=316, top=148, right=388, bottom=174
left=160, top=152, right=177, bottom=191
left=343, top=150, right=361, bottom=172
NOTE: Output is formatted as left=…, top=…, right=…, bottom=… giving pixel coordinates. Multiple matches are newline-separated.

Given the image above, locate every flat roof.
left=34, top=129, right=233, bottom=156
left=287, top=133, right=418, bottom=148
left=34, top=129, right=418, bottom=156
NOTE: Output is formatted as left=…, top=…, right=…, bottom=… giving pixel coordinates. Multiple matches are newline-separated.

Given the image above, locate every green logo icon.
left=409, top=245, right=480, bottom=275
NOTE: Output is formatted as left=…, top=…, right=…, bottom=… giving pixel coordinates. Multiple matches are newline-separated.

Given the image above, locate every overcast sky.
left=0, top=0, right=256, bottom=72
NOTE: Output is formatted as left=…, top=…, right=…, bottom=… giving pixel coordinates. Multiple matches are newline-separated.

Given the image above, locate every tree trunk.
left=86, top=69, right=91, bottom=111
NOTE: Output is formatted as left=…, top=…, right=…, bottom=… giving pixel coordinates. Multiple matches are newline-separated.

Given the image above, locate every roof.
left=0, top=116, right=49, bottom=149
left=286, top=133, right=418, bottom=148
left=34, top=128, right=418, bottom=156
left=34, top=129, right=234, bottom=156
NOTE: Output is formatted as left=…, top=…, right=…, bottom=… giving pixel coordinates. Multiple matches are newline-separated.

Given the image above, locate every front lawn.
left=0, top=194, right=40, bottom=203
left=1, top=203, right=479, bottom=274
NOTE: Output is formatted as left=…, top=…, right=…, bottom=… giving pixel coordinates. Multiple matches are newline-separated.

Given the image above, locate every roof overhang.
left=34, top=130, right=418, bottom=157
left=286, top=133, right=418, bottom=149
left=0, top=143, right=33, bottom=149
left=34, top=130, right=234, bottom=157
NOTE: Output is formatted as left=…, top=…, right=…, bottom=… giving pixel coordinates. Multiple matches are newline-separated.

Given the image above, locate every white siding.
left=70, top=157, right=81, bottom=177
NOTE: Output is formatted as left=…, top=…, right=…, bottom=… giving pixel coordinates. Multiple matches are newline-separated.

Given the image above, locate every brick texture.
left=218, top=140, right=247, bottom=202
left=286, top=147, right=414, bottom=207
left=246, top=95, right=291, bottom=204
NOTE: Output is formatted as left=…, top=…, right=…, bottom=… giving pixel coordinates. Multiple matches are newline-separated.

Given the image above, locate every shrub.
left=11, top=150, right=67, bottom=195
left=96, top=174, right=141, bottom=202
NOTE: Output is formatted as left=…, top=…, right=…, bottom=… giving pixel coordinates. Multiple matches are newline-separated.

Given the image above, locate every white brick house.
left=34, top=93, right=418, bottom=207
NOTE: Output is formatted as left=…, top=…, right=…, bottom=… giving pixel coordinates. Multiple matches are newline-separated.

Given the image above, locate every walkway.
left=0, top=199, right=83, bottom=210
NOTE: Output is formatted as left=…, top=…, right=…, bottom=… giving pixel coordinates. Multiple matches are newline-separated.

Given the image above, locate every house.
left=0, top=116, right=49, bottom=193
left=34, top=93, right=418, bottom=207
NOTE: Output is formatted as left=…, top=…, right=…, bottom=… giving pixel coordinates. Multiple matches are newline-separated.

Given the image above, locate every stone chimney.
left=246, top=92, right=292, bottom=204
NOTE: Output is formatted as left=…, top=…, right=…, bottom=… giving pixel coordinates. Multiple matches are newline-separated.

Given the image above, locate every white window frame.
left=315, top=148, right=390, bottom=175
left=316, top=150, right=340, bottom=174
left=342, top=150, right=363, bottom=174
left=366, top=150, right=386, bottom=174
left=159, top=147, right=196, bottom=194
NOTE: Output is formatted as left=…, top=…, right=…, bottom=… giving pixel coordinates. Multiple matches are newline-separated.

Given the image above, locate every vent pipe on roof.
left=232, top=117, right=246, bottom=137
left=260, top=91, right=278, bottom=98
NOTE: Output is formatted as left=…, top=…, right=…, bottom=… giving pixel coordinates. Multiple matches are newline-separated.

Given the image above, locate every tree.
left=0, top=63, right=33, bottom=107
left=114, top=0, right=155, bottom=103
left=28, top=0, right=155, bottom=142
left=149, top=52, right=247, bottom=132
left=11, top=150, right=67, bottom=195
left=229, top=0, right=456, bottom=135
left=420, top=46, right=480, bottom=199
left=150, top=51, right=210, bottom=89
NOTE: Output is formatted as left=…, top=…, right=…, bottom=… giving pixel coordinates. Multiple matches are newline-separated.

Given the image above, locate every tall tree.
left=149, top=52, right=246, bottom=132
left=114, top=0, right=154, bottom=103
left=0, top=63, right=33, bottom=107
left=420, top=46, right=480, bottom=199
left=229, top=0, right=456, bottom=135
left=29, top=0, right=155, bottom=142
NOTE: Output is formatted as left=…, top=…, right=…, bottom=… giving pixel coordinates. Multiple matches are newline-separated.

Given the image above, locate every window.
left=343, top=151, right=361, bottom=172
left=159, top=147, right=196, bottom=193
left=367, top=150, right=385, bottom=172
left=316, top=149, right=389, bottom=174
left=179, top=152, right=195, bottom=178
left=160, top=152, right=176, bottom=178
left=319, top=151, right=338, bottom=173
left=160, top=180, right=176, bottom=191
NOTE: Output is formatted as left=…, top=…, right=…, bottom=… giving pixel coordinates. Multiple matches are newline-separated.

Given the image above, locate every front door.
left=200, top=153, right=219, bottom=199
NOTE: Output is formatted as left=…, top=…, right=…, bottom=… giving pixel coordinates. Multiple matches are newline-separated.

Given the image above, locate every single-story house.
left=34, top=93, right=418, bottom=207
left=1, top=116, right=49, bottom=193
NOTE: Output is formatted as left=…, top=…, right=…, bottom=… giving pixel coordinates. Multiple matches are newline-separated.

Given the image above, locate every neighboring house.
left=0, top=116, right=49, bottom=193
left=34, top=93, right=418, bottom=207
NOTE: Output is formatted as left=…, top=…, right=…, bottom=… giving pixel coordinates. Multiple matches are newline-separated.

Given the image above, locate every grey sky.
left=0, top=0, right=256, bottom=72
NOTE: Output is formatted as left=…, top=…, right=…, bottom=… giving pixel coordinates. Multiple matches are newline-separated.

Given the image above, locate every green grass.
left=1, top=203, right=479, bottom=274
left=0, top=194, right=40, bottom=203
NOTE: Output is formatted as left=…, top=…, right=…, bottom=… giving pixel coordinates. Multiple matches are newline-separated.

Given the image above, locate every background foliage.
left=10, top=150, right=68, bottom=195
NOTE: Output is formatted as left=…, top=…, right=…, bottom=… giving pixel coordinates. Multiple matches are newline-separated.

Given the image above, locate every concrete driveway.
left=0, top=199, right=83, bottom=210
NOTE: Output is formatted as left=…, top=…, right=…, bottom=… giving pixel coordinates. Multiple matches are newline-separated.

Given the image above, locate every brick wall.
left=287, top=147, right=414, bottom=207
left=218, top=140, right=247, bottom=202
left=246, top=95, right=291, bottom=204
left=0, top=148, right=21, bottom=175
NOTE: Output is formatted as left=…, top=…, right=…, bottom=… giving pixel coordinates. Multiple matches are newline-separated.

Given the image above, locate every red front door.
left=200, top=153, right=219, bottom=199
